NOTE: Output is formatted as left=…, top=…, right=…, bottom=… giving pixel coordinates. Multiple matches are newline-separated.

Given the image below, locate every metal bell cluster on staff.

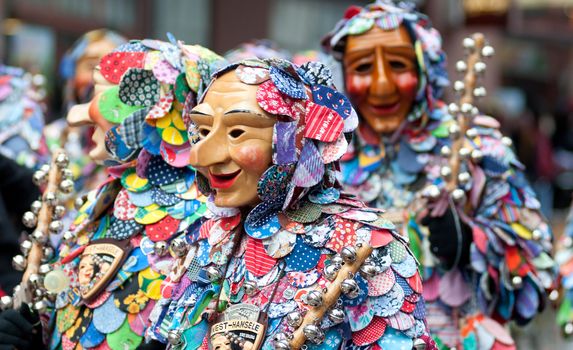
left=1, top=150, right=74, bottom=312
left=424, top=33, right=495, bottom=203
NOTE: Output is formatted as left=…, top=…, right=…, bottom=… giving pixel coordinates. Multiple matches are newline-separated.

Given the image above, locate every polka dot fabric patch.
left=269, top=66, right=307, bottom=99
left=100, top=52, right=146, bottom=84
left=145, top=215, right=181, bottom=242
left=119, top=68, right=160, bottom=107
left=146, top=156, right=185, bottom=186
left=284, top=236, right=320, bottom=272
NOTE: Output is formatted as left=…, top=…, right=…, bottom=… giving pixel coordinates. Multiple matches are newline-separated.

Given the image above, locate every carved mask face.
left=66, top=68, right=115, bottom=164
left=188, top=71, right=275, bottom=208
left=343, top=25, right=418, bottom=134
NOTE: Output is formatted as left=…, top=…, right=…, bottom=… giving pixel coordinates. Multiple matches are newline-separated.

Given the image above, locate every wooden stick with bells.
left=0, top=150, right=74, bottom=311
left=274, top=244, right=426, bottom=350
left=425, top=33, right=494, bottom=203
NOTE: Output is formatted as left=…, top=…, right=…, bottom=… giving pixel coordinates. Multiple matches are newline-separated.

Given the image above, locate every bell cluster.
left=2, top=152, right=74, bottom=312
left=424, top=34, right=495, bottom=204
left=271, top=246, right=425, bottom=350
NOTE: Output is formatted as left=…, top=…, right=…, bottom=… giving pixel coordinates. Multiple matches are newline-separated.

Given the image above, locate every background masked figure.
left=148, top=58, right=435, bottom=350
left=323, top=2, right=555, bottom=348
left=0, top=37, right=223, bottom=350
left=44, top=29, right=126, bottom=194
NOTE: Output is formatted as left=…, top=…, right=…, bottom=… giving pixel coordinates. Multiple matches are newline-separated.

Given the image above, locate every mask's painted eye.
left=229, top=129, right=245, bottom=139
left=389, top=60, right=408, bottom=70
left=199, top=128, right=210, bottom=138
left=354, top=63, right=372, bottom=73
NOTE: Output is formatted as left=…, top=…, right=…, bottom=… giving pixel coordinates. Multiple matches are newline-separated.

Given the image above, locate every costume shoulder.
left=465, top=114, right=555, bottom=324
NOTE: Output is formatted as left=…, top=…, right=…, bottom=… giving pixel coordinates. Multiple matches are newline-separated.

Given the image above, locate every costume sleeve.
left=464, top=117, right=555, bottom=325
left=0, top=153, right=40, bottom=219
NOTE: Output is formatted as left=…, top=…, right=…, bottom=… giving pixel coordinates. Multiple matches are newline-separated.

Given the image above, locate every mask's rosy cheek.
left=395, top=72, right=418, bottom=98
left=345, top=74, right=370, bottom=103
left=230, top=142, right=272, bottom=175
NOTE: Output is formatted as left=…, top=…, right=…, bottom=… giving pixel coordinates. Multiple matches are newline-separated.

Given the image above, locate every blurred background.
left=0, top=0, right=572, bottom=228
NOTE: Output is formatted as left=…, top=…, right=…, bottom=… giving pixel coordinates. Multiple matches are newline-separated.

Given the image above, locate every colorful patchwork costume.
left=46, top=38, right=224, bottom=350
left=148, top=59, right=435, bottom=349
left=323, top=2, right=555, bottom=349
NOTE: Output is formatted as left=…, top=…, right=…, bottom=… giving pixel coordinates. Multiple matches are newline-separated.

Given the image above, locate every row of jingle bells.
left=2, top=153, right=74, bottom=312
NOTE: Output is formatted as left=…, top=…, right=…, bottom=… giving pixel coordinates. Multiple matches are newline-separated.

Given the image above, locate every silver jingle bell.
left=243, top=280, right=258, bottom=296
left=55, top=153, right=70, bottom=168
left=32, top=170, right=47, bottom=186
left=330, top=254, right=344, bottom=266
left=22, top=211, right=38, bottom=228
left=532, top=229, right=543, bottom=241
left=458, top=172, right=471, bottom=185
left=340, top=279, right=360, bottom=299
left=423, top=184, right=441, bottom=199
left=62, top=231, right=76, bottom=244
left=42, top=246, right=55, bottom=262
left=549, top=289, right=560, bottom=302
left=452, top=189, right=466, bottom=202
left=74, top=196, right=86, bottom=210
left=273, top=332, right=289, bottom=343
left=167, top=329, right=183, bottom=345
left=31, top=230, right=48, bottom=244
left=286, top=311, right=303, bottom=328
left=29, top=273, right=43, bottom=287
left=359, top=263, right=378, bottom=279
left=323, top=263, right=341, bottom=281
left=206, top=266, right=222, bottom=282
left=274, top=340, right=292, bottom=350
left=327, top=307, right=345, bottom=324
left=53, top=205, right=66, bottom=219
left=306, top=290, right=323, bottom=307
left=30, top=200, right=42, bottom=214
left=12, top=255, right=27, bottom=271
left=153, top=241, right=168, bottom=256
left=20, top=240, right=33, bottom=255
left=169, top=238, right=188, bottom=257
left=34, top=288, right=46, bottom=299
left=43, top=192, right=57, bottom=206
left=59, top=179, right=74, bottom=194
left=481, top=45, right=495, bottom=57
left=33, top=300, right=49, bottom=313
left=471, top=149, right=483, bottom=162
left=511, top=275, right=523, bottom=288
left=40, top=164, right=50, bottom=173
left=39, top=263, right=52, bottom=275
left=0, top=295, right=13, bottom=310
left=49, top=220, right=64, bottom=234
left=303, top=324, right=325, bottom=345
left=340, top=247, right=357, bottom=263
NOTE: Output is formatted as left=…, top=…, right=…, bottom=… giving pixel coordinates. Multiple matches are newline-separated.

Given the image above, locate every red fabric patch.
left=370, top=229, right=394, bottom=248
left=145, top=215, right=181, bottom=242
left=304, top=101, right=343, bottom=142
left=344, top=5, right=362, bottom=19
left=100, top=52, right=146, bottom=84
left=352, top=316, right=387, bottom=346
left=245, top=236, right=277, bottom=277
left=472, top=225, right=488, bottom=254
left=199, top=219, right=216, bottom=239
left=407, top=271, right=423, bottom=294
left=256, top=80, right=295, bottom=118
left=325, top=216, right=358, bottom=253
left=114, top=189, right=137, bottom=220
left=400, top=299, right=416, bottom=313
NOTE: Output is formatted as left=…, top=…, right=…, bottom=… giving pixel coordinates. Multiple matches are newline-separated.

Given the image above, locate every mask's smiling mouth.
left=208, top=169, right=242, bottom=189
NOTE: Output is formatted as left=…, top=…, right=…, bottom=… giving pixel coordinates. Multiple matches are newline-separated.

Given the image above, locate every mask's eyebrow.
left=189, top=110, right=213, bottom=116
left=224, top=109, right=267, bottom=118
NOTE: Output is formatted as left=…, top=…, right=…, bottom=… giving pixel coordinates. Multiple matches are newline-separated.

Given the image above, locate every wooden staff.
left=4, top=149, right=73, bottom=310
left=288, top=244, right=373, bottom=350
